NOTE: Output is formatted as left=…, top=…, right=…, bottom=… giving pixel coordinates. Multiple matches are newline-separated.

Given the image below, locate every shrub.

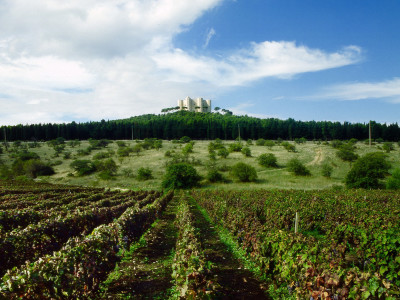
left=137, top=167, right=153, bottom=181
left=336, top=148, right=359, bottom=163
left=321, top=163, right=333, bottom=178
left=206, top=169, right=224, bottom=183
left=228, top=142, right=242, bottom=152
left=264, top=140, right=275, bottom=149
left=246, top=139, right=253, bottom=145
left=258, top=153, right=278, bottom=168
left=116, top=141, right=127, bottom=148
left=382, top=142, right=394, bottom=153
left=182, top=142, right=194, bottom=155
left=330, top=140, right=343, bottom=148
left=241, top=147, right=251, bottom=157
left=23, top=159, right=55, bottom=178
left=93, top=151, right=111, bottom=160
left=162, top=163, right=201, bottom=190
left=70, top=160, right=96, bottom=176
left=217, top=147, right=229, bottom=159
left=16, top=151, right=40, bottom=161
left=180, top=136, right=192, bottom=143
left=230, top=162, right=257, bottom=182
left=94, top=159, right=118, bottom=175
left=117, top=147, right=132, bottom=157
left=386, top=168, right=400, bottom=190
left=256, top=138, right=266, bottom=146
left=281, top=142, right=296, bottom=152
left=345, top=152, right=390, bottom=189
left=287, top=158, right=310, bottom=176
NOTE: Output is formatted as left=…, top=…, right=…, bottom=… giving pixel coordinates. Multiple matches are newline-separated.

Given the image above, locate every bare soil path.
left=188, top=198, right=271, bottom=300
left=102, top=196, right=179, bottom=299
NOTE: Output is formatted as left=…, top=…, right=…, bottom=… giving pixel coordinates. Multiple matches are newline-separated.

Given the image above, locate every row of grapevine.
left=172, top=193, right=215, bottom=298
left=0, top=190, right=174, bottom=298
left=191, top=189, right=400, bottom=299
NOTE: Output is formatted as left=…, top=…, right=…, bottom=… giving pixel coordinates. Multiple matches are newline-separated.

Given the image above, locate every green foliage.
left=137, top=167, right=153, bottom=181
left=94, top=159, right=118, bottom=178
left=116, top=140, right=127, bottom=148
left=241, top=146, right=251, bottom=157
left=117, top=146, right=132, bottom=157
left=180, top=136, right=192, bottom=143
left=264, top=140, right=275, bottom=149
left=162, top=163, right=201, bottom=190
left=70, top=160, right=96, bottom=176
left=206, top=168, right=225, bottom=183
left=230, top=162, right=257, bottom=182
left=382, top=142, right=394, bottom=153
left=257, top=153, right=278, bottom=168
left=336, top=147, right=359, bottom=163
left=287, top=158, right=311, bottom=176
left=16, top=151, right=40, bottom=161
left=345, top=152, right=391, bottom=189
left=228, top=142, right=242, bottom=152
left=76, top=148, right=91, bottom=156
left=88, top=138, right=112, bottom=149
left=321, top=163, right=333, bottom=178
left=11, top=157, right=54, bottom=178
left=330, top=140, right=343, bottom=148
left=182, top=141, right=194, bottom=155
left=217, top=147, right=229, bottom=159
left=256, top=138, right=266, bottom=146
left=93, top=151, right=112, bottom=160
left=386, top=168, right=400, bottom=190
left=68, top=140, right=81, bottom=148
left=294, top=137, right=307, bottom=144
left=246, top=139, right=253, bottom=145
left=281, top=141, right=296, bottom=152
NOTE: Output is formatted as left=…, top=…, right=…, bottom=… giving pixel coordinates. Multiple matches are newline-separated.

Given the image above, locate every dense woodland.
left=1, top=111, right=399, bottom=141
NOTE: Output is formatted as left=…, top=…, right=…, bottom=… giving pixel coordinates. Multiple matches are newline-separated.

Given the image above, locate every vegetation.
left=257, top=153, right=278, bottom=168
left=230, top=162, right=257, bottom=182
left=345, top=152, right=391, bottom=189
left=286, top=158, right=311, bottom=176
left=161, top=163, right=202, bottom=190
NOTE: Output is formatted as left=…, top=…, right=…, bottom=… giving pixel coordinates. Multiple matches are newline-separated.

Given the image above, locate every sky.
left=1, top=0, right=400, bottom=125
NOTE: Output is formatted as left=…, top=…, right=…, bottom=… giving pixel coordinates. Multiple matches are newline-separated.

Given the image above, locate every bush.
left=287, top=158, right=310, bottom=176
left=137, top=167, right=153, bottom=181
left=246, top=139, right=253, bottom=145
left=230, top=162, right=257, bottom=182
left=182, top=142, right=194, bottom=155
left=94, top=159, right=118, bottom=176
left=264, top=140, right=275, bottom=149
left=217, top=147, right=229, bottom=159
left=70, top=160, right=96, bottom=176
left=281, top=142, right=296, bottom=152
left=336, top=148, right=359, bottom=163
left=11, top=158, right=54, bottom=178
left=117, top=147, right=132, bottom=157
left=116, top=141, right=127, bottom=148
left=256, top=138, right=266, bottom=146
left=321, top=163, right=333, bottom=178
left=241, top=146, right=251, bottom=157
left=206, top=169, right=224, bottom=183
left=382, top=142, right=394, bottom=153
left=180, top=136, right=192, bottom=143
left=386, top=168, right=400, bottom=190
left=162, top=163, right=201, bottom=190
left=228, top=142, right=242, bottom=152
left=258, top=153, right=278, bottom=168
left=93, top=151, right=111, bottom=160
left=345, top=152, right=390, bottom=189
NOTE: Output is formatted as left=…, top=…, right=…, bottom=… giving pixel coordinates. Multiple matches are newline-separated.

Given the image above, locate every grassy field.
left=2, top=139, right=399, bottom=191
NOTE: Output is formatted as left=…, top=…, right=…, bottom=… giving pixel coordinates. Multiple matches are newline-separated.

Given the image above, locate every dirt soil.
left=103, top=197, right=179, bottom=299
left=189, top=198, right=271, bottom=300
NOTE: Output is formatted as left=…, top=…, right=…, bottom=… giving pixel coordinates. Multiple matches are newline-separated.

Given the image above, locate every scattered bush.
left=70, top=160, right=96, bottom=176
left=180, top=136, right=192, bottom=143
left=386, top=168, right=400, bottom=190
left=228, top=142, right=242, bottom=152
left=217, top=147, right=229, bottom=159
left=24, top=160, right=55, bottom=178
left=93, top=151, right=111, bottom=160
left=345, top=152, right=390, bottom=189
left=256, top=138, right=266, bottom=146
left=382, top=142, right=394, bottom=153
left=162, top=163, right=201, bottom=190
left=287, top=158, right=310, bottom=176
left=241, top=146, right=251, bottom=157
left=321, top=163, right=333, bottom=178
left=116, top=141, right=127, bottom=148
left=117, top=147, right=132, bottom=157
left=330, top=140, right=343, bottom=148
left=137, top=167, right=153, bottom=181
left=230, top=162, right=257, bottom=182
left=336, top=148, right=359, bottom=163
left=258, top=153, right=278, bottom=168
left=182, top=142, right=194, bottom=155
left=281, top=142, right=296, bottom=152
left=206, top=169, right=225, bottom=183
left=264, top=140, right=275, bottom=149
left=246, top=139, right=253, bottom=145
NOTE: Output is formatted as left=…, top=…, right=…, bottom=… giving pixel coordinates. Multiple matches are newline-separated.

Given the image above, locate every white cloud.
left=313, top=78, right=400, bottom=102
left=0, top=0, right=362, bottom=125
left=204, top=28, right=216, bottom=48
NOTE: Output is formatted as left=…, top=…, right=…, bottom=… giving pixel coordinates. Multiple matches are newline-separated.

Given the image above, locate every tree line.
left=1, top=111, right=399, bottom=142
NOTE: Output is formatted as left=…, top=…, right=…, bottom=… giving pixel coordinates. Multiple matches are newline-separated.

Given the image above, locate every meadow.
left=1, top=138, right=399, bottom=191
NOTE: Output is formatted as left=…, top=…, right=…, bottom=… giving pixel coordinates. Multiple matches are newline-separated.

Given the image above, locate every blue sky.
left=0, top=0, right=399, bottom=125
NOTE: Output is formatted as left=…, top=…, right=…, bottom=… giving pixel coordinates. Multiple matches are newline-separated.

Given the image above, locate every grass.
left=2, top=139, right=400, bottom=191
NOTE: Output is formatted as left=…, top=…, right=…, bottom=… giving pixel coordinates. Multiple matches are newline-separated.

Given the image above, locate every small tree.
left=382, top=142, right=394, bottom=153
left=137, top=167, right=153, bottom=181
left=321, top=163, right=333, bottom=178
left=256, top=138, right=266, bottom=146
left=336, top=148, right=358, bottom=164
left=162, top=163, right=201, bottom=190
left=206, top=168, right=224, bottom=183
left=230, top=162, right=257, bottom=182
left=345, top=152, right=390, bottom=189
left=281, top=142, right=296, bottom=152
left=217, top=147, right=229, bottom=159
left=258, top=153, right=278, bottom=168
left=70, top=160, right=96, bottom=176
left=386, top=168, right=400, bottom=190
left=241, top=146, right=251, bottom=157
left=287, top=158, right=310, bottom=176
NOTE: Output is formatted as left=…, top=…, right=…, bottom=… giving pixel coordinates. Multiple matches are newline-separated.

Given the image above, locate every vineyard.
left=0, top=180, right=399, bottom=299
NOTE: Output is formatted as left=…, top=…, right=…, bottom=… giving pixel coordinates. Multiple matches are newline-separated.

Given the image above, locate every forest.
left=1, top=111, right=399, bottom=142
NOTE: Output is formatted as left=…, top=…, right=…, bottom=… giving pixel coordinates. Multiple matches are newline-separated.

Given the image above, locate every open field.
left=1, top=139, right=399, bottom=190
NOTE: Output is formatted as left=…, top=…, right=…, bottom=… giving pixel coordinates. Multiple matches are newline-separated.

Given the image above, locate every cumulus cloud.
left=0, top=0, right=362, bottom=125
left=312, top=78, right=400, bottom=102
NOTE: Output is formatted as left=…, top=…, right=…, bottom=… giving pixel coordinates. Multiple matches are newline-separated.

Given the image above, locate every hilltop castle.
left=178, top=96, right=211, bottom=113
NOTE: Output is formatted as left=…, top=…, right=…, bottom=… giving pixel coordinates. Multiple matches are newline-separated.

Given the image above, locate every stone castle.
left=178, top=96, right=211, bottom=113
